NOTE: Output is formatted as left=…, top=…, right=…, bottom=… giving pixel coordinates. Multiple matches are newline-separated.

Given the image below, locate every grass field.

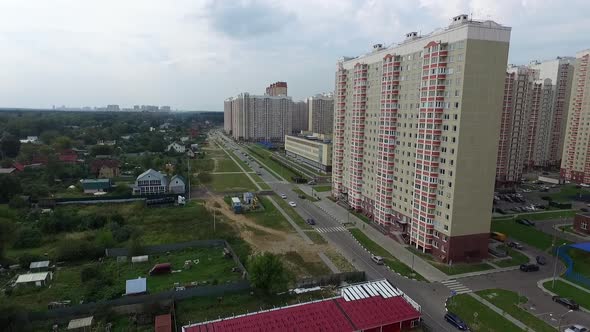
left=247, top=197, right=295, bottom=232
left=349, top=228, right=425, bottom=281
left=547, top=184, right=590, bottom=202
left=215, top=158, right=242, bottom=172
left=281, top=251, right=331, bottom=277
left=543, top=280, right=590, bottom=310
left=446, top=294, right=523, bottom=332
left=493, top=210, right=576, bottom=221
left=313, top=185, right=332, bottom=192
left=324, top=250, right=356, bottom=272
left=210, top=173, right=257, bottom=192
left=247, top=145, right=299, bottom=182
left=406, top=247, right=494, bottom=275
left=476, top=289, right=555, bottom=332
left=569, top=247, right=590, bottom=277
left=304, top=230, right=327, bottom=244
left=491, top=219, right=571, bottom=251
left=272, top=195, right=312, bottom=230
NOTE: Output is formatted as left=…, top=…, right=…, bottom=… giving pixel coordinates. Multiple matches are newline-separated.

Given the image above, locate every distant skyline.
left=0, top=0, right=588, bottom=111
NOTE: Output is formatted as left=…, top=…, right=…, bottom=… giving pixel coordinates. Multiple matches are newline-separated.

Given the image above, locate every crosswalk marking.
left=316, top=226, right=347, bottom=234
left=440, top=279, right=472, bottom=294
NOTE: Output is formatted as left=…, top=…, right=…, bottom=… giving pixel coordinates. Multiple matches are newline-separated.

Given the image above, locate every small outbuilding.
left=149, top=263, right=172, bottom=276
left=125, top=277, right=147, bottom=296
left=15, top=272, right=51, bottom=287
left=67, top=316, right=94, bottom=331
left=80, top=179, right=112, bottom=194
left=29, top=260, right=50, bottom=272
left=155, top=314, right=172, bottom=332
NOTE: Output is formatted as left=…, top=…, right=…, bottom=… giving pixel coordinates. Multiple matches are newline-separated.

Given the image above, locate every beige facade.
left=225, top=93, right=292, bottom=142
left=285, top=134, right=332, bottom=173
left=308, top=94, right=334, bottom=135
left=562, top=50, right=590, bottom=183
left=332, top=15, right=510, bottom=262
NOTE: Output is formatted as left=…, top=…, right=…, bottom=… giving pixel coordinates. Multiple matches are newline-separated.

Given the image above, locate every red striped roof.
left=155, top=314, right=172, bottom=332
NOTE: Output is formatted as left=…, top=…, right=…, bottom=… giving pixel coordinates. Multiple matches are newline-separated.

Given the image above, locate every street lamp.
left=552, top=242, right=567, bottom=288
left=558, top=309, right=573, bottom=331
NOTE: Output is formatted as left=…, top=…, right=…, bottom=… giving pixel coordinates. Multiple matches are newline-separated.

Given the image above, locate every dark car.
left=553, top=296, right=580, bottom=310
left=508, top=241, right=524, bottom=250
left=516, top=219, right=535, bottom=226
left=520, top=263, right=539, bottom=272
left=444, top=312, right=468, bottom=330
left=536, top=256, right=547, bottom=265
left=306, top=218, right=316, bottom=225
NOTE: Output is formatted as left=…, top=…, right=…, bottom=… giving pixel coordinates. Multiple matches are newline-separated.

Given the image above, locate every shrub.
left=55, top=240, right=103, bottom=262
left=13, top=228, right=42, bottom=249
left=17, top=253, right=42, bottom=269
left=80, top=265, right=100, bottom=282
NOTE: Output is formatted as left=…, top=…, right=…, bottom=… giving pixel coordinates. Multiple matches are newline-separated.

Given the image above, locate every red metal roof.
left=155, top=314, right=172, bottom=332
left=183, top=294, right=420, bottom=332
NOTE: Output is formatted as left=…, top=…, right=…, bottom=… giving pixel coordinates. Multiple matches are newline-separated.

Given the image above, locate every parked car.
left=371, top=254, right=384, bottom=265
left=508, top=241, right=524, bottom=250
left=536, top=256, right=547, bottom=265
left=288, top=201, right=297, bottom=207
left=280, top=193, right=287, bottom=199
left=519, top=263, right=539, bottom=272
left=488, top=247, right=508, bottom=258
left=565, top=325, right=588, bottom=332
left=553, top=296, right=580, bottom=310
left=516, top=219, right=535, bottom=226
left=444, top=312, right=469, bottom=331
left=306, top=218, right=316, bottom=225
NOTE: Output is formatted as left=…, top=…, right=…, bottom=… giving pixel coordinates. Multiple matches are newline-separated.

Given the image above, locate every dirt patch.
left=204, top=195, right=330, bottom=275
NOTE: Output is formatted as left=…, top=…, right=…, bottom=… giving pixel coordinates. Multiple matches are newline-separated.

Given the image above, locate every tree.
left=13, top=228, right=42, bottom=249
left=0, top=218, right=16, bottom=261
left=0, top=133, right=21, bottom=159
left=0, top=175, right=21, bottom=203
left=247, top=252, right=291, bottom=294
left=148, top=136, right=166, bottom=152
left=52, top=136, right=73, bottom=150
left=90, top=145, right=113, bottom=156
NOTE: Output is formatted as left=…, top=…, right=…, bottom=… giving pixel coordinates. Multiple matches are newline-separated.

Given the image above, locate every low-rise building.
left=573, top=213, right=590, bottom=235
left=167, top=142, right=186, bottom=153
left=125, top=277, right=147, bottom=296
left=133, top=169, right=169, bottom=195
left=80, top=179, right=112, bottom=194
left=169, top=175, right=186, bottom=194
left=90, top=159, right=121, bottom=178
left=29, top=260, right=50, bottom=272
left=15, top=272, right=51, bottom=287
left=0, top=167, right=16, bottom=175
left=284, top=134, right=332, bottom=173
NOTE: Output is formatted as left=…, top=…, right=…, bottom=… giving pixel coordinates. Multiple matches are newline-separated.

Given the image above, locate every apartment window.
left=454, top=102, right=460, bottom=108
left=582, top=222, right=588, bottom=230
left=432, top=241, right=439, bottom=248
left=455, top=90, right=460, bottom=97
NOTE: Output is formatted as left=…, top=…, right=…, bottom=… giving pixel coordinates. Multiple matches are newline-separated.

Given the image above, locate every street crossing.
left=315, top=226, right=347, bottom=234
left=440, top=279, right=472, bottom=295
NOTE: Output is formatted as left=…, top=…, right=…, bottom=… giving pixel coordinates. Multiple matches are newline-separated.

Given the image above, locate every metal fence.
left=296, top=271, right=366, bottom=288
left=556, top=245, right=590, bottom=289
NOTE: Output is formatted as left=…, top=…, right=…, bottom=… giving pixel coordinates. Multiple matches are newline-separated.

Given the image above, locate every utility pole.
left=187, top=158, right=191, bottom=200
left=213, top=208, right=216, bottom=232
left=552, top=243, right=566, bottom=288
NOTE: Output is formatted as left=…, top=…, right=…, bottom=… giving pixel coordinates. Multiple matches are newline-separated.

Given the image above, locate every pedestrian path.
left=440, top=279, right=472, bottom=295
left=316, top=226, right=347, bottom=233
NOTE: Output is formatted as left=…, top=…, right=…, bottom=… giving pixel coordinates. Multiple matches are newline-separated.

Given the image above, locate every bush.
left=8, top=196, right=27, bottom=209
left=247, top=252, right=291, bottom=294
left=80, top=265, right=100, bottom=282
left=13, top=228, right=42, bottom=249
left=55, top=240, right=103, bottom=262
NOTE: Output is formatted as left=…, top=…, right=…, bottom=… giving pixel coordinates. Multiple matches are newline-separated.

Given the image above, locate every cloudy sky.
left=0, top=0, right=588, bottom=111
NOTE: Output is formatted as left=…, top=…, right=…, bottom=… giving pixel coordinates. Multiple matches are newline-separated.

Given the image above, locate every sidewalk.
left=314, top=198, right=448, bottom=282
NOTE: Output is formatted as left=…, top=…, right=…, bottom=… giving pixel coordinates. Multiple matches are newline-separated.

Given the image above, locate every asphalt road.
left=212, top=132, right=453, bottom=331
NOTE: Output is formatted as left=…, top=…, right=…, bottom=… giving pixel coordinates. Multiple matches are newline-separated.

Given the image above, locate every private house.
left=59, top=149, right=79, bottom=164
left=169, top=175, right=186, bottom=194
left=167, top=142, right=186, bottom=153
left=80, top=179, right=112, bottom=194
left=90, top=159, right=121, bottom=178
left=19, top=136, right=39, bottom=144
left=186, top=148, right=198, bottom=158
left=133, top=169, right=169, bottom=195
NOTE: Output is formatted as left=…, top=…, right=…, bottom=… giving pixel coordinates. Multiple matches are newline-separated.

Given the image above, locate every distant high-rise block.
left=308, top=94, right=334, bottom=135
left=291, top=101, right=308, bottom=133
left=265, top=81, right=288, bottom=96
left=562, top=50, right=590, bottom=183
left=332, top=14, right=510, bottom=263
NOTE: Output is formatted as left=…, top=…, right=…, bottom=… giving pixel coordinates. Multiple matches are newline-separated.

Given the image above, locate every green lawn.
left=325, top=250, right=356, bottom=272
left=210, top=173, right=257, bottom=192
left=406, top=247, right=494, bottom=275
left=547, top=184, right=590, bottom=202
left=493, top=210, right=576, bottom=221
left=246, top=197, right=295, bottom=232
left=216, top=158, right=242, bottom=172
left=568, top=248, right=590, bottom=281
left=273, top=195, right=312, bottom=230
left=292, top=188, right=319, bottom=201
left=247, top=145, right=299, bottom=182
left=304, top=230, right=327, bottom=244
left=349, top=228, right=425, bottom=281
left=250, top=173, right=271, bottom=190
left=491, top=219, right=571, bottom=251
left=476, top=289, right=555, bottom=332
left=313, top=185, right=332, bottom=192
left=544, top=280, right=590, bottom=310
left=446, top=294, right=523, bottom=332
left=281, top=251, right=331, bottom=277
left=493, top=248, right=530, bottom=268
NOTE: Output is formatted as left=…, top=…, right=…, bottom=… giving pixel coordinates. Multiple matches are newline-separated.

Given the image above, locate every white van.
left=371, top=254, right=384, bottom=265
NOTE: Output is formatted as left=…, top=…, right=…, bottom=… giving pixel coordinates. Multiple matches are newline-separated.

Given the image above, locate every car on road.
left=516, top=218, right=535, bottom=226
left=288, top=201, right=297, bottom=207
left=553, top=296, right=580, bottom=310
left=536, top=256, right=547, bottom=265
left=508, top=241, right=524, bottom=250
left=306, top=218, right=316, bottom=225
left=371, top=254, right=384, bottom=265
left=565, top=324, right=588, bottom=332
left=444, top=312, right=469, bottom=331
left=280, top=193, right=287, bottom=199
left=519, top=263, right=539, bottom=272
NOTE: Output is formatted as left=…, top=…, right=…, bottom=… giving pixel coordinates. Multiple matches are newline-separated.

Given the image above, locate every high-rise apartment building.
left=266, top=82, right=288, bottom=96
left=332, top=15, right=510, bottom=262
left=308, top=94, right=334, bottom=135
left=291, top=100, right=309, bottom=133
left=224, top=93, right=292, bottom=142
left=561, top=50, right=590, bottom=183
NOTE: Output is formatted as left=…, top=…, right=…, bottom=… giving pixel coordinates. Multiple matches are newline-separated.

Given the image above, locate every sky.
left=0, top=0, right=588, bottom=111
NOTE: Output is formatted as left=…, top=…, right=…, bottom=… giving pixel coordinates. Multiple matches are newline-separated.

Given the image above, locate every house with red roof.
left=58, top=149, right=79, bottom=164
left=182, top=279, right=421, bottom=332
